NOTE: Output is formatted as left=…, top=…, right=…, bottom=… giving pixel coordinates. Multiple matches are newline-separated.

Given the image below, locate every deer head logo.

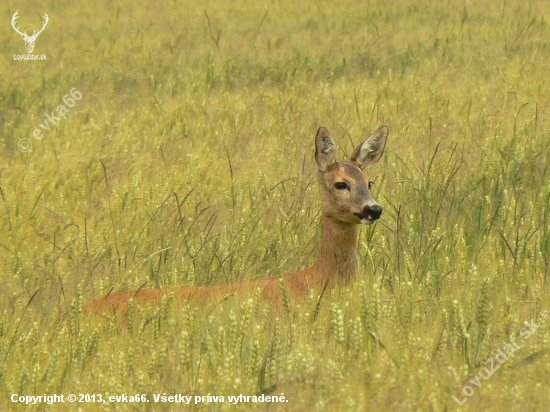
left=11, top=11, right=49, bottom=54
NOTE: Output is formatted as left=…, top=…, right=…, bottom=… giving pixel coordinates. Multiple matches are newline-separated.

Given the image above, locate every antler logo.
left=11, top=11, right=49, bottom=54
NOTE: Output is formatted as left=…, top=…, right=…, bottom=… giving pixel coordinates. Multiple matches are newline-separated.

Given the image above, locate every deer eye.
left=334, top=182, right=349, bottom=190
left=368, top=181, right=374, bottom=190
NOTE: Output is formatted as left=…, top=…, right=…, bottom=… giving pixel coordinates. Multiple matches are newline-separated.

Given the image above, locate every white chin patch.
left=360, top=218, right=375, bottom=225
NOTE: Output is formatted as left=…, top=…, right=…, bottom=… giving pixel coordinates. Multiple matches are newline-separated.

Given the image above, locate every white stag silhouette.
left=11, top=11, right=49, bottom=54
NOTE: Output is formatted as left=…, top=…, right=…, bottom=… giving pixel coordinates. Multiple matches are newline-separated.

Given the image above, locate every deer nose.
left=361, top=204, right=383, bottom=221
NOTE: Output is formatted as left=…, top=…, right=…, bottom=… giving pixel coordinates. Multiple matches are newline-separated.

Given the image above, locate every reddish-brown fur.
left=84, top=126, right=389, bottom=316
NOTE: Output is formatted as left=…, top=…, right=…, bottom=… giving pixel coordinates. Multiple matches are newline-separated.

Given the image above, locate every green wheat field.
left=1, top=0, right=550, bottom=410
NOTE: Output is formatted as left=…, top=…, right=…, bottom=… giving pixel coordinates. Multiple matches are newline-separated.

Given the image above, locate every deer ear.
left=315, top=127, right=336, bottom=172
left=349, top=125, right=388, bottom=170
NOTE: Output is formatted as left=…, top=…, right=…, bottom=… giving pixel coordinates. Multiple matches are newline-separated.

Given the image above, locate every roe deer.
left=84, top=125, right=388, bottom=315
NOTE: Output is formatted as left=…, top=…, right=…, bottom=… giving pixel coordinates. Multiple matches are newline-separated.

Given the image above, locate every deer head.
left=315, top=126, right=388, bottom=225
left=12, top=11, right=49, bottom=54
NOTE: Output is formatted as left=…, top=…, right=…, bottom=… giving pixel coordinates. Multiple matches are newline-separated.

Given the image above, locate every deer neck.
left=306, top=215, right=359, bottom=287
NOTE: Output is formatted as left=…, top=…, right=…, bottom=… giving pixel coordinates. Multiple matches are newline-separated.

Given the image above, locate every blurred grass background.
left=1, top=0, right=550, bottom=410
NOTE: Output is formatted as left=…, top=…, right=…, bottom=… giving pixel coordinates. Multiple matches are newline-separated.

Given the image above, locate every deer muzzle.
left=355, top=204, right=383, bottom=224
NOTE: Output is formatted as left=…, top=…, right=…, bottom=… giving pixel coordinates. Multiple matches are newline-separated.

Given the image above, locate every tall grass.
left=1, top=0, right=549, bottom=410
